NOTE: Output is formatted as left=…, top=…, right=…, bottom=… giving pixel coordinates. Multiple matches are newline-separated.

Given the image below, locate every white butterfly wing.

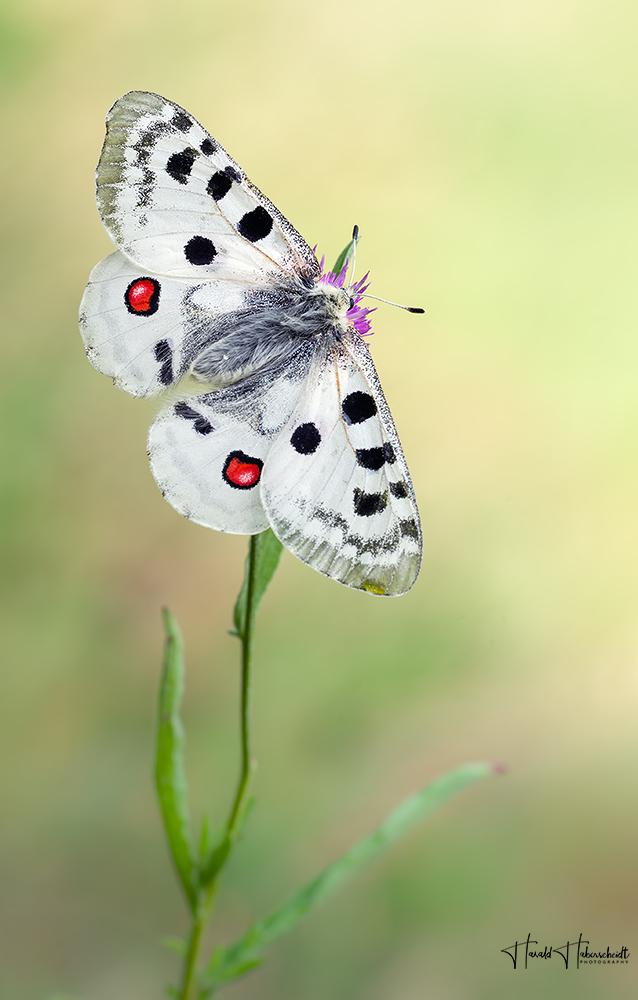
left=79, top=250, right=249, bottom=397
left=149, top=399, right=271, bottom=534
left=97, top=91, right=319, bottom=284
left=261, top=331, right=422, bottom=596
left=147, top=347, right=314, bottom=533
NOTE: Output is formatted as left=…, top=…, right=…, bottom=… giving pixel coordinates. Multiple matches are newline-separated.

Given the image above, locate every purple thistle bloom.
left=317, top=254, right=376, bottom=338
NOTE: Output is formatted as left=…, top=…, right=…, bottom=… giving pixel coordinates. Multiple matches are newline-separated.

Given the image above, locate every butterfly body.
left=187, top=281, right=351, bottom=391
left=80, top=92, right=422, bottom=595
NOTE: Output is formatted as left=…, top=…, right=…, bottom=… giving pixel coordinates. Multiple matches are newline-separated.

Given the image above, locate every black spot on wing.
left=237, top=206, right=273, bottom=242
left=400, top=518, right=419, bottom=540
left=174, top=401, right=213, bottom=435
left=200, top=138, right=217, bottom=156
left=353, top=488, right=388, bottom=517
left=154, top=340, right=171, bottom=362
left=291, top=422, right=321, bottom=455
left=195, top=417, right=214, bottom=435
left=166, top=147, right=198, bottom=184
left=390, top=481, right=409, bottom=498
left=184, top=236, right=217, bottom=265
left=342, top=391, right=377, bottom=424
left=171, top=111, right=192, bottom=132
left=207, top=170, right=233, bottom=201
left=384, top=442, right=396, bottom=463
left=355, top=447, right=385, bottom=470
left=154, top=340, right=173, bottom=385
left=174, top=401, right=200, bottom=419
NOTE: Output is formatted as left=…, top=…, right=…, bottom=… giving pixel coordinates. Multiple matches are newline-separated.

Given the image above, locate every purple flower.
left=317, top=255, right=376, bottom=338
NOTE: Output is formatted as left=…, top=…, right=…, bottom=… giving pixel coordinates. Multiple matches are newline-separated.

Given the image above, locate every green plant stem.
left=177, top=535, right=261, bottom=1000
left=179, top=871, right=226, bottom=999
left=179, top=894, right=215, bottom=1000
left=226, top=533, right=258, bottom=835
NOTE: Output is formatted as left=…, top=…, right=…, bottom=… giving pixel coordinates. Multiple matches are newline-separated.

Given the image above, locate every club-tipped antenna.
left=361, top=292, right=425, bottom=314
left=350, top=224, right=359, bottom=285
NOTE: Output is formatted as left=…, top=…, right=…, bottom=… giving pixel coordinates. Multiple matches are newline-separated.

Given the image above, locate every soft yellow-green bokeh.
left=1, top=1, right=637, bottom=997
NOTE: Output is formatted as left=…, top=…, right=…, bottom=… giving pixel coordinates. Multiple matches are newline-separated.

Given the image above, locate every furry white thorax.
left=307, top=282, right=352, bottom=333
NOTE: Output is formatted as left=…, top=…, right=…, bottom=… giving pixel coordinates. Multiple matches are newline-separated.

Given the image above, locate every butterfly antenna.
left=361, top=292, right=425, bottom=314
left=350, top=224, right=359, bottom=285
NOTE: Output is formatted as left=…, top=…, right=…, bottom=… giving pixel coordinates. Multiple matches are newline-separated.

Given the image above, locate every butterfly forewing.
left=97, top=91, right=319, bottom=283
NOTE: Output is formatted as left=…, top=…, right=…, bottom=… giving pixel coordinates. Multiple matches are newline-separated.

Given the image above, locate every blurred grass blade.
left=203, top=761, right=497, bottom=991
left=331, top=236, right=355, bottom=277
left=162, top=937, right=187, bottom=955
left=156, top=608, right=197, bottom=912
left=233, top=530, right=283, bottom=637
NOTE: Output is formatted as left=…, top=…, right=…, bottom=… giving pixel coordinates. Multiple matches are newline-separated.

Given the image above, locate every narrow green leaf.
left=216, top=957, right=264, bottom=983
left=155, top=608, right=197, bottom=912
left=233, top=530, right=283, bottom=636
left=199, top=813, right=212, bottom=861
left=200, top=832, right=232, bottom=887
left=197, top=790, right=255, bottom=892
left=162, top=937, right=187, bottom=955
left=237, top=794, right=256, bottom=837
left=205, top=761, right=497, bottom=988
left=331, top=237, right=355, bottom=277
left=200, top=958, right=264, bottom=998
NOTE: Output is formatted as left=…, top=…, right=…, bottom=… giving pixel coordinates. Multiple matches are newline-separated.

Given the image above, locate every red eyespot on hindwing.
left=125, top=277, right=161, bottom=316
left=223, top=451, right=263, bottom=489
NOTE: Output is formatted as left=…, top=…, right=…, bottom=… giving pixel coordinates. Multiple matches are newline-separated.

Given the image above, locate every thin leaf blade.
left=233, top=530, right=283, bottom=636
left=200, top=832, right=233, bottom=888
left=331, top=237, right=354, bottom=277
left=204, top=761, right=498, bottom=989
left=155, top=608, right=197, bottom=912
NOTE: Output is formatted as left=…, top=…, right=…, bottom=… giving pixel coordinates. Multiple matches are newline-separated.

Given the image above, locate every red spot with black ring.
left=223, top=451, right=263, bottom=490
left=125, top=277, right=161, bottom=316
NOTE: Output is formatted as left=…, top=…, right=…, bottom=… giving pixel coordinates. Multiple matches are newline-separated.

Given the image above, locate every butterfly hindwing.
left=261, top=331, right=422, bottom=596
left=97, top=91, right=319, bottom=283
left=147, top=348, right=315, bottom=534
left=148, top=397, right=271, bottom=534
left=79, top=250, right=250, bottom=397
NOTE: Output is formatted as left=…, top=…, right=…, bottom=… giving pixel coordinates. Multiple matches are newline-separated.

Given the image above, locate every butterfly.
left=79, top=92, right=422, bottom=596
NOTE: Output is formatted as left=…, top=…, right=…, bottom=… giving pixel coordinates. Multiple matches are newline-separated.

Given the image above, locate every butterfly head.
left=317, top=256, right=376, bottom=339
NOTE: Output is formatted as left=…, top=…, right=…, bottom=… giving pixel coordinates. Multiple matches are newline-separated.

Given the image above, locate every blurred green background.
left=1, top=0, right=637, bottom=997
